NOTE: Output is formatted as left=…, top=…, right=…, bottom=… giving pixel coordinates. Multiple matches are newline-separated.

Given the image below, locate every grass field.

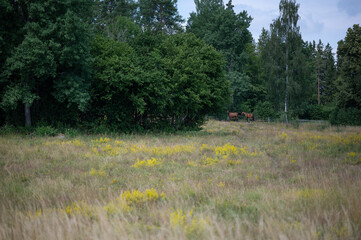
left=0, top=120, right=360, bottom=239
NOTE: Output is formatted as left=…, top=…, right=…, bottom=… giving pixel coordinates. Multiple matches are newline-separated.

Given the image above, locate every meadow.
left=0, top=120, right=360, bottom=239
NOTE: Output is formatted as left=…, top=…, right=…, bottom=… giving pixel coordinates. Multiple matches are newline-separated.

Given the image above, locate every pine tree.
left=336, top=24, right=361, bottom=109
left=137, top=0, right=183, bottom=34
left=187, top=0, right=252, bottom=73
left=314, top=40, right=336, bottom=105
left=93, top=0, right=138, bottom=36
left=187, top=0, right=254, bottom=112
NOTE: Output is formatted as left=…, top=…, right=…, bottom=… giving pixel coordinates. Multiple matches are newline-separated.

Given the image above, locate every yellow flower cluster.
left=200, top=144, right=214, bottom=152
left=334, top=134, right=361, bottom=146
left=239, top=146, right=261, bottom=157
left=344, top=152, right=361, bottom=165
left=279, top=132, right=289, bottom=141
left=299, top=132, right=361, bottom=147
left=104, top=188, right=167, bottom=214
left=289, top=156, right=297, bottom=164
left=301, top=132, right=322, bottom=141
left=91, top=145, right=126, bottom=156
left=169, top=208, right=208, bottom=235
left=89, top=167, right=106, bottom=177
left=104, top=199, right=131, bottom=214
left=26, top=208, right=45, bottom=218
left=214, top=143, right=261, bottom=158
left=61, top=201, right=95, bottom=217
left=90, top=139, right=196, bottom=157
left=187, top=161, right=199, bottom=167
left=217, top=181, right=226, bottom=187
left=121, top=188, right=167, bottom=206
left=92, top=137, right=111, bottom=144
left=27, top=201, right=95, bottom=218
left=115, top=140, right=126, bottom=146
left=132, top=158, right=163, bottom=168
left=295, top=188, right=325, bottom=200
left=300, top=140, right=319, bottom=151
left=129, top=144, right=196, bottom=156
left=43, top=139, right=85, bottom=146
left=215, top=143, right=239, bottom=156
left=202, top=157, right=218, bottom=165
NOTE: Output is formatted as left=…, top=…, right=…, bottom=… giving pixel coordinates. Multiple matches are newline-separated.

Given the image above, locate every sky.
left=177, top=0, right=361, bottom=53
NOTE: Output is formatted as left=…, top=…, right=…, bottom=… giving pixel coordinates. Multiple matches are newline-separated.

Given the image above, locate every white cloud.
left=232, top=0, right=279, bottom=12
left=337, top=0, right=361, bottom=16
left=177, top=0, right=360, bottom=52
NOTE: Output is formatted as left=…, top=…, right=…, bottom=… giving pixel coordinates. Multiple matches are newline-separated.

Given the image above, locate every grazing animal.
left=227, top=110, right=239, bottom=121
left=241, top=112, right=254, bottom=122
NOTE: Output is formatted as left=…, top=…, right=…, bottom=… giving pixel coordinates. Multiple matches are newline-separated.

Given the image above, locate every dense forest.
left=0, top=0, right=360, bottom=132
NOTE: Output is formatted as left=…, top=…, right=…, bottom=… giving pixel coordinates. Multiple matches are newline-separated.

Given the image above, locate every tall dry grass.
left=0, top=120, right=360, bottom=239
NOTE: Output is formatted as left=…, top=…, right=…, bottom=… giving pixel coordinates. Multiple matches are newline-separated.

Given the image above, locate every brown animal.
left=241, top=112, right=254, bottom=122
left=227, top=110, right=239, bottom=121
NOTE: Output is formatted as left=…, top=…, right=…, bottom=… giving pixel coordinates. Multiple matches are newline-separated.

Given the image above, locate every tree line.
left=0, top=0, right=360, bottom=132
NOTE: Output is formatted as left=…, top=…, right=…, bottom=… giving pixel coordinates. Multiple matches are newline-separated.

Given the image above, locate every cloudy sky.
left=177, top=0, right=361, bottom=52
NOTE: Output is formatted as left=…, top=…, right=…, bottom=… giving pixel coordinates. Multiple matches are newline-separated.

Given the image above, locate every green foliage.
left=254, top=101, right=279, bottom=120
left=33, top=125, right=58, bottom=137
left=90, top=34, right=140, bottom=130
left=330, top=107, right=361, bottom=126
left=258, top=0, right=314, bottom=122
left=94, top=0, right=138, bottom=27
left=107, top=15, right=142, bottom=42
left=313, top=40, right=337, bottom=105
left=158, top=33, right=229, bottom=128
left=187, top=1, right=256, bottom=113
left=1, top=35, right=55, bottom=111
left=0, top=0, right=358, bottom=130
left=137, top=0, right=184, bottom=34
left=300, top=104, right=333, bottom=120
left=90, top=32, right=228, bottom=131
left=0, top=124, right=19, bottom=135
left=329, top=24, right=361, bottom=126
left=0, top=0, right=94, bottom=127
left=187, top=0, right=252, bottom=73
left=336, top=24, right=361, bottom=109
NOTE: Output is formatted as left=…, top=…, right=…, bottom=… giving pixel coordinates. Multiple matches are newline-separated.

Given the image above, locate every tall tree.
left=187, top=0, right=252, bottom=73
left=187, top=0, right=253, bottom=112
left=314, top=40, right=336, bottom=105
left=278, top=0, right=302, bottom=122
left=0, top=0, right=26, bottom=125
left=336, top=24, right=361, bottom=109
left=93, top=0, right=138, bottom=35
left=315, top=40, right=325, bottom=105
left=322, top=43, right=337, bottom=104
left=260, top=0, right=308, bottom=122
left=0, top=0, right=93, bottom=126
left=137, top=0, right=183, bottom=34
left=90, top=33, right=228, bottom=130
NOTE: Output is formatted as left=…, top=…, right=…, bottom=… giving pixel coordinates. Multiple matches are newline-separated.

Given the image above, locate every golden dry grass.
left=0, top=120, right=360, bottom=239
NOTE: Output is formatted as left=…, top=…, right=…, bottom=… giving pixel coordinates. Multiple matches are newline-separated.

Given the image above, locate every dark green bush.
left=254, top=101, right=279, bottom=120
left=330, top=107, right=361, bottom=126
left=0, top=124, right=18, bottom=135
left=33, top=125, right=58, bottom=137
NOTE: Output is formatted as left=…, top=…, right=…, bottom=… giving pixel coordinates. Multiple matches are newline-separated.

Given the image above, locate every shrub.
left=33, top=125, right=58, bottom=136
left=0, top=124, right=18, bottom=135
left=330, top=107, right=361, bottom=126
left=254, top=101, right=279, bottom=121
